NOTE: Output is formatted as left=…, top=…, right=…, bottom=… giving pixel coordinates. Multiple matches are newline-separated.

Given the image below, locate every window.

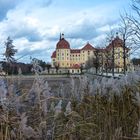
left=118, top=53, right=120, bottom=58
left=72, top=70, right=74, bottom=73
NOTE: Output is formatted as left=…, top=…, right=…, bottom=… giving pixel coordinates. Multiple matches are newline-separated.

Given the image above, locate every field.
left=0, top=71, right=140, bottom=140
left=6, top=75, right=76, bottom=97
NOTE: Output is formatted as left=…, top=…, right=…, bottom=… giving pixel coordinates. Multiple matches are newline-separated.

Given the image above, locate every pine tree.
left=4, top=36, right=17, bottom=63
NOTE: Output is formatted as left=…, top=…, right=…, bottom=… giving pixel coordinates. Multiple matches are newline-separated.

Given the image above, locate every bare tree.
left=80, top=64, right=84, bottom=74
left=130, top=0, right=140, bottom=54
left=103, top=45, right=114, bottom=75
left=121, top=0, right=140, bottom=71
left=105, top=30, right=117, bottom=76
left=131, top=0, right=140, bottom=44
left=54, top=62, right=59, bottom=73
left=85, top=57, right=94, bottom=70
left=119, top=14, right=134, bottom=75
left=85, top=50, right=101, bottom=74
left=94, top=49, right=100, bottom=74
left=46, top=62, right=51, bottom=74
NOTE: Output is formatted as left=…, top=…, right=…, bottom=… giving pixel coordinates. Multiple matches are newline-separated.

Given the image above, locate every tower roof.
left=56, top=33, right=70, bottom=49
left=51, top=51, right=56, bottom=58
left=106, top=36, right=129, bottom=51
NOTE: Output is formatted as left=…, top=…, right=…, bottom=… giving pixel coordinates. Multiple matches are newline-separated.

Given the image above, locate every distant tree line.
left=131, top=58, right=140, bottom=65
left=0, top=61, right=32, bottom=75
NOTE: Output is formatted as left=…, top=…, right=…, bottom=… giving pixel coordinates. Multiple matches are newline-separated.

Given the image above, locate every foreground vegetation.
left=0, top=69, right=140, bottom=140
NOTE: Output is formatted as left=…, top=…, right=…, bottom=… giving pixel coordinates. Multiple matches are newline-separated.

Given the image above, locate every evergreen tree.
left=3, top=37, right=17, bottom=63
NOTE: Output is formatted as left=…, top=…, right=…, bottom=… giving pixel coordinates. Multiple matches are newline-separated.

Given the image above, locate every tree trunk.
left=123, top=41, right=126, bottom=75
left=112, top=41, right=115, bottom=77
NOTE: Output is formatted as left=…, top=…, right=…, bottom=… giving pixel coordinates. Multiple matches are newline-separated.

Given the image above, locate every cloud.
left=16, top=48, right=52, bottom=63
left=0, top=0, right=54, bottom=41
left=29, top=0, right=53, bottom=7
left=62, top=19, right=98, bottom=41
left=17, top=48, right=45, bottom=57
left=16, top=0, right=53, bottom=11
left=12, top=37, right=56, bottom=62
left=0, top=0, right=53, bottom=21
left=13, top=26, right=43, bottom=42
left=0, top=0, right=20, bottom=20
left=50, top=5, right=121, bottom=42
left=0, top=14, right=44, bottom=42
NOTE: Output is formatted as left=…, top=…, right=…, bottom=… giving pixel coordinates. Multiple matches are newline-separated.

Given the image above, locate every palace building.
left=105, top=36, right=130, bottom=72
left=51, top=33, right=130, bottom=74
left=51, top=33, right=96, bottom=73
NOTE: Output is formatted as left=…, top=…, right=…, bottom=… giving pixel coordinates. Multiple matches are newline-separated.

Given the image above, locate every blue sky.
left=0, top=0, right=132, bottom=63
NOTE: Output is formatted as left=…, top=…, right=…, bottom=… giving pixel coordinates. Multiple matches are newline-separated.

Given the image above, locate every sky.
left=0, top=0, right=132, bottom=63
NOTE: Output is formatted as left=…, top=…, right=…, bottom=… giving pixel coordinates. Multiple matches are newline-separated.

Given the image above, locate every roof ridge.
left=81, top=42, right=95, bottom=50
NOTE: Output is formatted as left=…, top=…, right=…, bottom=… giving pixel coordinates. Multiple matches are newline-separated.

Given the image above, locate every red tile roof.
left=106, top=36, right=129, bottom=51
left=56, top=38, right=70, bottom=49
left=81, top=43, right=95, bottom=50
left=71, top=49, right=81, bottom=53
left=51, top=51, right=56, bottom=58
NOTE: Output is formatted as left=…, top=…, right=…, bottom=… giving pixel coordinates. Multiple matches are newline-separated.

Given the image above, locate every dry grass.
left=0, top=70, right=140, bottom=140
